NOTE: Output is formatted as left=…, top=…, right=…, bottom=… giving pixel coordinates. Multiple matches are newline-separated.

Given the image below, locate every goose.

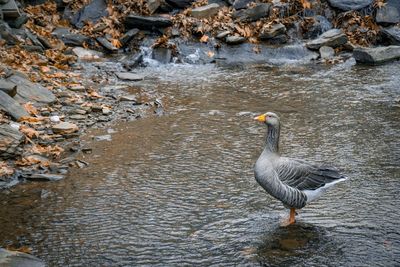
left=253, top=112, right=347, bottom=225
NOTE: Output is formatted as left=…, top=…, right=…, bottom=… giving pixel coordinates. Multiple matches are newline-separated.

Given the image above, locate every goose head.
left=254, top=112, right=280, bottom=127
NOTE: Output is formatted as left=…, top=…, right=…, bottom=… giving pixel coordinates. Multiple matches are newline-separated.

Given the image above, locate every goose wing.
left=276, top=157, right=346, bottom=191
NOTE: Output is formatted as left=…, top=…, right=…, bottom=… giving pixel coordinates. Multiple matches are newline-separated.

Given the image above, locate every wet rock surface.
left=306, top=29, right=348, bottom=50
left=0, top=248, right=45, bottom=267
left=353, top=45, right=400, bottom=64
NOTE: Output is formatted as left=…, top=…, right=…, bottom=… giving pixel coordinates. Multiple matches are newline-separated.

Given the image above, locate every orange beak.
left=254, top=114, right=266, bottom=122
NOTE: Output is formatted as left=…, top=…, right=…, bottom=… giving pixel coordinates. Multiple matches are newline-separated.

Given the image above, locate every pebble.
left=50, top=115, right=60, bottom=122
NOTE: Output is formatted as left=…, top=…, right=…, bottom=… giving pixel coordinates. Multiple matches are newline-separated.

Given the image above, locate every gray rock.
left=0, top=79, right=17, bottom=96
left=152, top=47, right=172, bottom=63
left=27, top=173, right=64, bottom=181
left=0, top=21, right=18, bottom=45
left=52, top=28, right=91, bottom=47
left=120, top=95, right=137, bottom=102
left=165, top=0, right=194, bottom=8
left=306, top=29, right=348, bottom=50
left=327, top=0, right=372, bottom=11
left=319, top=46, right=335, bottom=59
left=25, top=30, right=44, bottom=49
left=7, top=75, right=56, bottom=105
left=147, top=0, right=161, bottom=14
left=115, top=72, right=145, bottom=81
left=52, top=122, right=79, bottom=134
left=376, top=0, right=400, bottom=25
left=233, top=3, right=270, bottom=22
left=70, top=0, right=108, bottom=28
left=353, top=45, right=400, bottom=64
left=302, top=15, right=333, bottom=39
left=0, top=91, right=29, bottom=120
left=7, top=14, right=29, bottom=29
left=122, top=53, right=144, bottom=70
left=216, top=30, right=230, bottom=39
left=72, top=47, right=104, bottom=59
left=70, top=114, right=86, bottom=120
left=0, top=124, right=24, bottom=157
left=225, top=36, right=246, bottom=45
left=96, top=36, right=118, bottom=52
left=0, top=248, right=45, bottom=267
left=94, top=134, right=112, bottom=141
left=191, top=3, right=220, bottom=18
left=264, top=34, right=288, bottom=45
left=21, top=45, right=44, bottom=53
left=120, top=28, right=139, bottom=46
left=233, top=0, right=255, bottom=10
left=259, top=23, right=286, bottom=39
left=125, top=15, right=172, bottom=30
left=381, top=26, right=400, bottom=45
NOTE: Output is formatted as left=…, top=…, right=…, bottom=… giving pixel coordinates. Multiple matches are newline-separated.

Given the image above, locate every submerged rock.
left=0, top=124, right=24, bottom=158
left=7, top=75, right=56, bottom=105
left=0, top=91, right=29, bottom=121
left=375, top=0, right=400, bottom=25
left=125, top=15, right=172, bottom=30
left=306, top=29, right=348, bottom=50
left=191, top=3, right=220, bottom=18
left=0, top=248, right=45, bottom=267
left=327, top=0, right=373, bottom=11
left=353, top=45, right=400, bottom=64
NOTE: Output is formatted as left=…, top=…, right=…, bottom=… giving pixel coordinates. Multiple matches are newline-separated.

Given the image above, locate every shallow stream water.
left=1, top=60, right=400, bottom=266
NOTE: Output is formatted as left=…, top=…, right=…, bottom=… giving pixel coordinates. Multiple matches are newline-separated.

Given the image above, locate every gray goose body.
left=254, top=112, right=347, bottom=215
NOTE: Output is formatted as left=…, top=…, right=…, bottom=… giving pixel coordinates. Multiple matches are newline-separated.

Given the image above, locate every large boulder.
left=125, top=15, right=172, bottom=30
left=70, top=0, right=108, bottom=28
left=233, top=3, right=270, bottom=22
left=327, top=0, right=373, bottom=11
left=306, top=29, right=348, bottom=50
left=0, top=124, right=24, bottom=158
left=6, top=75, right=56, bottom=105
left=0, top=248, right=45, bottom=267
left=375, top=0, right=400, bottom=25
left=380, top=26, right=400, bottom=45
left=353, top=45, right=400, bottom=64
left=259, top=23, right=286, bottom=40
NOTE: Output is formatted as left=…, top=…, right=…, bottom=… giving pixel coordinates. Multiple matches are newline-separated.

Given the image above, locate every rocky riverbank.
left=1, top=0, right=400, bottom=189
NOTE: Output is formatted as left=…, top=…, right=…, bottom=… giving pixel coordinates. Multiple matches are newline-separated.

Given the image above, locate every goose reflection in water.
left=256, top=222, right=342, bottom=266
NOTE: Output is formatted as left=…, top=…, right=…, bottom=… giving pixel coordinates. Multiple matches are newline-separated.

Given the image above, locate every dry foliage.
left=0, top=161, right=14, bottom=176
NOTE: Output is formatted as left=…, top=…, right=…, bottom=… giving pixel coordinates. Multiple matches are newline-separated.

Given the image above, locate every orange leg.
left=280, top=208, right=296, bottom=226
left=288, top=208, right=296, bottom=225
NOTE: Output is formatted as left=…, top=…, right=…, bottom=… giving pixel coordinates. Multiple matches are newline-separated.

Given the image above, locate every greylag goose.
left=254, top=112, right=347, bottom=225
